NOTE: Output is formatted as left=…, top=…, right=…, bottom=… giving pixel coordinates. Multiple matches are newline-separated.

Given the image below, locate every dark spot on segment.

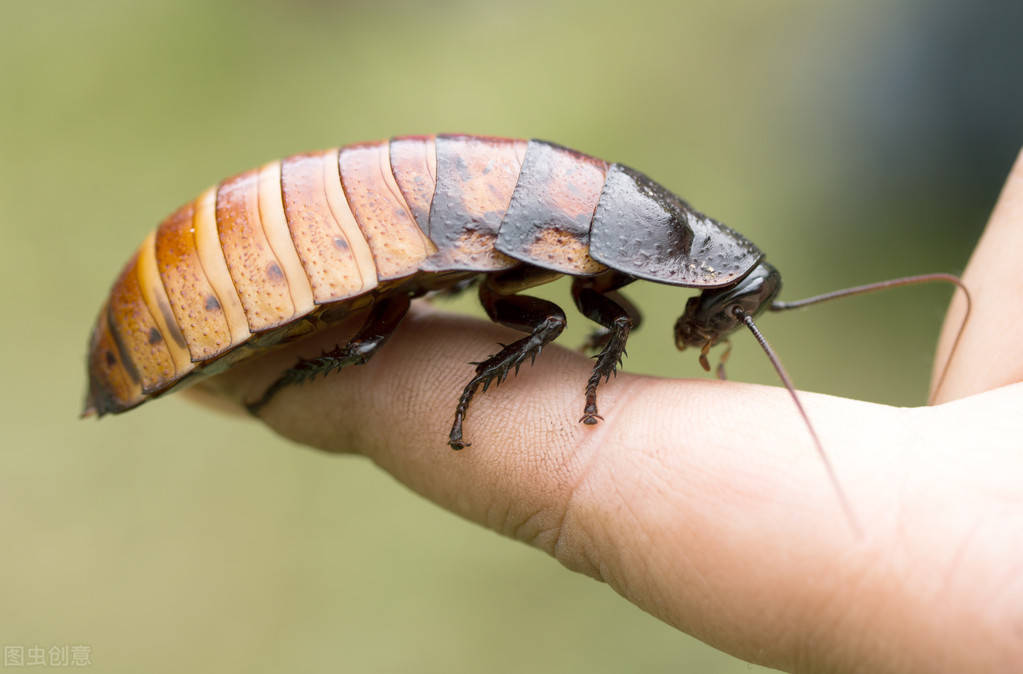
left=105, top=350, right=117, bottom=367
left=106, top=308, right=141, bottom=385
left=148, top=327, right=163, bottom=345
left=332, top=237, right=349, bottom=251
left=205, top=295, right=222, bottom=311
left=157, top=298, right=188, bottom=350
left=266, top=262, right=285, bottom=281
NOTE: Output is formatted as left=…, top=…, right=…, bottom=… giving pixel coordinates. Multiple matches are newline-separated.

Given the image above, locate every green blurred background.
left=2, top=0, right=1020, bottom=671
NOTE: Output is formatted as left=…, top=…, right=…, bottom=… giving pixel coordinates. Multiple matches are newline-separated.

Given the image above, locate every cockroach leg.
left=578, top=287, right=642, bottom=354
left=449, top=270, right=566, bottom=450
left=571, top=274, right=640, bottom=425
left=581, top=315, right=629, bottom=424
left=716, top=339, right=733, bottom=380
left=245, top=294, right=411, bottom=416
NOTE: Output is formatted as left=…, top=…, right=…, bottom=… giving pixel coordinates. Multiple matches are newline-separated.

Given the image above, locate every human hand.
left=187, top=150, right=1023, bottom=673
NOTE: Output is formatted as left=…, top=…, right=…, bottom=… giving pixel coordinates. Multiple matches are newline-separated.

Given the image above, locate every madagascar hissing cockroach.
left=83, top=134, right=971, bottom=531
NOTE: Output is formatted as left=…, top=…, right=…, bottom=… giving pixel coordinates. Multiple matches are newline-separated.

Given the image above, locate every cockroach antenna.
left=756, top=273, right=973, bottom=535
left=769, top=273, right=973, bottom=405
left=735, top=307, right=863, bottom=535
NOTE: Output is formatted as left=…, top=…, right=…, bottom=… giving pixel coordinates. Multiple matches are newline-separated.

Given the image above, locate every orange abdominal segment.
left=339, top=141, right=436, bottom=281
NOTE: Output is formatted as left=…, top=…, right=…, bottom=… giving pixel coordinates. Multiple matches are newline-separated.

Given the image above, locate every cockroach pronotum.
left=83, top=134, right=971, bottom=532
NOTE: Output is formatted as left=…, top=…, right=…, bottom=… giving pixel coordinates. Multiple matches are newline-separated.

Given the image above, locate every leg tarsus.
left=580, top=314, right=631, bottom=424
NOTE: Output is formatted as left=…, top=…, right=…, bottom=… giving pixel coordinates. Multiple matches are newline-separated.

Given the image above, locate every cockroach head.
left=674, top=261, right=781, bottom=351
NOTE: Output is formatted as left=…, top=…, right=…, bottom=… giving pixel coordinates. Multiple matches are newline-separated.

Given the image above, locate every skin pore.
left=187, top=149, right=1023, bottom=673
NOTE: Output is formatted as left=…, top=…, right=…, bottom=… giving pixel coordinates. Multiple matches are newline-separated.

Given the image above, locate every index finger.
left=189, top=303, right=904, bottom=670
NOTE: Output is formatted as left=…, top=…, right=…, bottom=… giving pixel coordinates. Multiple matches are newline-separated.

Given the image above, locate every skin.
left=187, top=149, right=1023, bottom=673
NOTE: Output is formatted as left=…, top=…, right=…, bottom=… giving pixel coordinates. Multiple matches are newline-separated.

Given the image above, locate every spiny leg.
left=576, top=271, right=641, bottom=353
left=571, top=273, right=640, bottom=425
left=579, top=289, right=643, bottom=352
left=246, top=293, right=411, bottom=415
left=449, top=268, right=566, bottom=450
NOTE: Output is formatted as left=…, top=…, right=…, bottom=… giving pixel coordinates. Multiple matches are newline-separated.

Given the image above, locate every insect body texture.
left=84, top=134, right=770, bottom=449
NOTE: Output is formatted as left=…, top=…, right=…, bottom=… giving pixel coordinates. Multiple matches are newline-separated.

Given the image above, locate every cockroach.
left=83, top=134, right=970, bottom=532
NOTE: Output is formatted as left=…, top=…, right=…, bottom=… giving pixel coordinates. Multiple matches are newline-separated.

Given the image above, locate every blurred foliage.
left=1, top=0, right=1019, bottom=672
